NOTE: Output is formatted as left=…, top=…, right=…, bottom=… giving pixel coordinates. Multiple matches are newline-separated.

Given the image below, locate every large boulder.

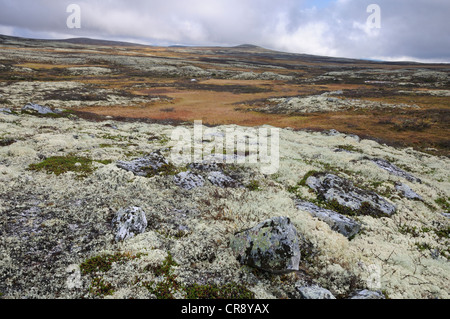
left=230, top=216, right=301, bottom=274
left=295, top=200, right=361, bottom=238
left=112, top=207, right=148, bottom=242
left=306, top=173, right=396, bottom=218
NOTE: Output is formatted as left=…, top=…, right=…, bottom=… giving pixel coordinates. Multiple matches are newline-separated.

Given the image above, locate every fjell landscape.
left=0, top=1, right=449, bottom=301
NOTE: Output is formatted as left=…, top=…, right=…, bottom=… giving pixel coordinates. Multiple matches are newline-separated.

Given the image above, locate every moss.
left=21, top=109, right=76, bottom=119
left=146, top=163, right=184, bottom=178
left=143, top=252, right=179, bottom=299
left=299, top=170, right=320, bottom=187
left=80, top=252, right=144, bottom=275
left=435, top=197, right=450, bottom=214
left=28, top=155, right=95, bottom=178
left=246, top=180, right=261, bottom=191
left=89, top=277, right=115, bottom=297
left=336, top=145, right=363, bottom=153
left=184, top=283, right=254, bottom=299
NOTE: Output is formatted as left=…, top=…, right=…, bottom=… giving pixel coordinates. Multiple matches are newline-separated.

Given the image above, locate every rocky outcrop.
left=174, top=171, right=205, bottom=190
left=207, top=171, right=242, bottom=188
left=295, top=200, right=361, bottom=238
left=296, top=284, right=336, bottom=299
left=371, top=158, right=421, bottom=183
left=306, top=173, right=396, bottom=218
left=116, top=151, right=168, bottom=177
left=112, top=207, right=148, bottom=242
left=230, top=216, right=301, bottom=274
left=22, top=103, right=60, bottom=115
left=395, top=183, right=423, bottom=201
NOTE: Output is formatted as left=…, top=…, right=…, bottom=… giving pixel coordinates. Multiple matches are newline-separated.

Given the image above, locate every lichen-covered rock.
left=207, top=171, right=242, bottom=188
left=296, top=284, right=336, bottom=299
left=350, top=290, right=385, bottom=299
left=295, top=200, right=361, bottom=238
left=306, top=173, right=396, bottom=218
left=230, top=216, right=301, bottom=274
left=174, top=171, right=205, bottom=190
left=112, top=207, right=148, bottom=242
left=395, top=183, right=423, bottom=201
left=22, top=103, right=58, bottom=115
left=116, top=151, right=168, bottom=177
left=371, top=158, right=421, bottom=183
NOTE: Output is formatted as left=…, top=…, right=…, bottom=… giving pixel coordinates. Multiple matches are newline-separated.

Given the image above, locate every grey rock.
left=117, top=151, right=168, bottom=177
left=174, top=171, right=205, bottom=190
left=112, top=207, right=148, bottom=242
left=306, top=173, right=396, bottom=218
left=0, top=108, right=12, bottom=114
left=295, top=200, right=361, bottom=238
left=296, top=284, right=336, bottom=299
left=442, top=213, right=450, bottom=219
left=371, top=158, right=421, bottom=183
left=230, top=216, right=301, bottom=274
left=208, top=171, right=242, bottom=188
left=395, top=183, right=423, bottom=201
left=350, top=290, right=385, bottom=299
left=22, top=103, right=57, bottom=115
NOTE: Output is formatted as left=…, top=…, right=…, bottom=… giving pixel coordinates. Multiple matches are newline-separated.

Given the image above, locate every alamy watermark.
left=367, top=4, right=381, bottom=29
left=170, top=121, right=280, bottom=175
left=67, top=4, right=81, bottom=29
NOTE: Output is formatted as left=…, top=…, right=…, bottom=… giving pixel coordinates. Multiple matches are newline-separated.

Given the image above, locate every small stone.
left=174, top=171, right=205, bottom=190
left=371, top=158, right=421, bottom=183
left=116, top=151, right=168, bottom=177
left=350, top=290, right=385, bottom=299
left=112, top=207, right=148, bottom=242
left=208, top=171, right=242, bottom=188
left=296, top=285, right=336, bottom=299
left=395, top=183, right=423, bottom=201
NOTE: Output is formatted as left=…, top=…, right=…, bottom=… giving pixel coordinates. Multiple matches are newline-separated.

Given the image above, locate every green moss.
left=299, top=170, right=320, bottom=187
left=435, top=197, right=450, bottom=214
left=89, top=277, right=115, bottom=297
left=246, top=180, right=261, bottom=191
left=336, top=145, right=363, bottom=153
left=146, top=163, right=184, bottom=178
left=80, top=253, right=144, bottom=275
left=184, top=283, right=254, bottom=299
left=28, top=155, right=95, bottom=178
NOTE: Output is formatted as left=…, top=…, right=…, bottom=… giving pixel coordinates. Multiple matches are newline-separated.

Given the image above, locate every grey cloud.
left=0, top=0, right=449, bottom=62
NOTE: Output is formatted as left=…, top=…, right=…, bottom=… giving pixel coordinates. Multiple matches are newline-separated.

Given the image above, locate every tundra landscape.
left=0, top=34, right=449, bottom=300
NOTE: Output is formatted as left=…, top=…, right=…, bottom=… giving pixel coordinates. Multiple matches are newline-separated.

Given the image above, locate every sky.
left=0, top=0, right=449, bottom=62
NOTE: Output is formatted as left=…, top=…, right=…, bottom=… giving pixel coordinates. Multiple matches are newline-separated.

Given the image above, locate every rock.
left=306, top=173, right=396, bottom=218
left=442, top=213, right=450, bottom=219
left=207, top=171, right=242, bottom=188
left=350, top=290, right=385, bottom=299
left=174, top=171, right=205, bottom=190
left=296, top=284, right=336, bottom=299
left=295, top=200, right=361, bottom=238
left=395, top=183, right=423, bottom=201
left=112, top=207, right=148, bottom=242
left=230, top=216, right=301, bottom=274
left=22, top=103, right=58, bottom=115
left=371, top=158, right=421, bottom=183
left=0, top=108, right=12, bottom=114
left=116, top=151, right=168, bottom=177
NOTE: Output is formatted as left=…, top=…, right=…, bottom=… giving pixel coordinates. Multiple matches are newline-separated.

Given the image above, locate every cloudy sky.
left=0, top=0, right=449, bottom=62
